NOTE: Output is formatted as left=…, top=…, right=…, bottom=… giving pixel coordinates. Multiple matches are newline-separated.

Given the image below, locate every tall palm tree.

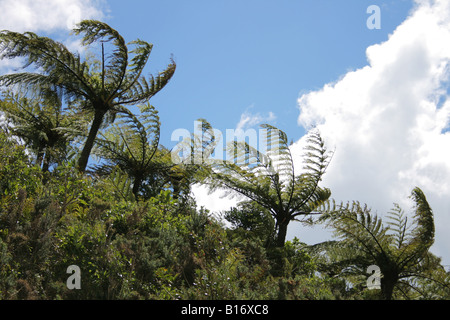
left=0, top=20, right=176, bottom=172
left=205, top=126, right=332, bottom=248
left=315, top=187, right=447, bottom=299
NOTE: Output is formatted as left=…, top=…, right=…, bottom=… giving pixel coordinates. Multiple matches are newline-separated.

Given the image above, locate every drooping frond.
left=91, top=103, right=172, bottom=199
left=0, top=31, right=91, bottom=101
left=102, top=166, right=135, bottom=202
left=94, top=103, right=161, bottom=173
left=326, top=201, right=392, bottom=260
left=307, top=240, right=370, bottom=277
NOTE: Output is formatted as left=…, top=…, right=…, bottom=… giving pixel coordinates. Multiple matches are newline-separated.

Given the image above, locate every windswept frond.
left=73, top=20, right=128, bottom=91
left=326, top=202, right=392, bottom=259
left=409, top=187, right=435, bottom=251
left=118, top=58, right=176, bottom=105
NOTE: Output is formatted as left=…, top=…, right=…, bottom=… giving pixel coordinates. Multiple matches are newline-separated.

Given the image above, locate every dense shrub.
left=0, top=129, right=448, bottom=300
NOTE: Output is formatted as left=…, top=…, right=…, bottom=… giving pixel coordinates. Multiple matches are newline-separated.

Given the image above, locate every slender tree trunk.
left=275, top=218, right=289, bottom=248
left=36, top=144, right=45, bottom=169
left=77, top=110, right=105, bottom=173
left=42, top=153, right=50, bottom=173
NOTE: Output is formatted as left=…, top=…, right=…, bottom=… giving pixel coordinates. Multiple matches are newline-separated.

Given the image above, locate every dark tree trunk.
left=267, top=215, right=291, bottom=277
left=77, top=110, right=105, bottom=173
left=132, top=175, right=142, bottom=198
left=380, top=272, right=398, bottom=300
left=36, top=144, right=45, bottom=169
left=275, top=218, right=289, bottom=248
left=42, top=154, right=50, bottom=173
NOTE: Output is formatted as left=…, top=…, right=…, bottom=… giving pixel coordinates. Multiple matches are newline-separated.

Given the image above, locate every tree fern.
left=103, top=166, right=135, bottom=202
left=206, top=126, right=332, bottom=247
left=0, top=90, right=76, bottom=172
left=171, top=118, right=218, bottom=166
left=0, top=20, right=176, bottom=172
left=93, top=103, right=169, bottom=199
left=317, top=187, right=444, bottom=299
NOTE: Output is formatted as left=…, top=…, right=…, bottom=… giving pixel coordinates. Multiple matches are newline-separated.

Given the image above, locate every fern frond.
left=396, top=187, right=435, bottom=269
left=118, top=59, right=176, bottom=105
left=105, top=166, right=135, bottom=202
left=73, top=20, right=128, bottom=90
left=327, top=202, right=392, bottom=260
left=386, top=203, right=411, bottom=249
left=409, top=187, right=435, bottom=249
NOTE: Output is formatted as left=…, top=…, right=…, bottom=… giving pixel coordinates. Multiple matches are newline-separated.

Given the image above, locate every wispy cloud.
left=236, top=105, right=276, bottom=131
left=295, top=0, right=450, bottom=263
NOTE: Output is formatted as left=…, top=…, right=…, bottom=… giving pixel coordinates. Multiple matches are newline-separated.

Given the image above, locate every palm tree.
left=0, top=20, right=176, bottom=172
left=205, top=125, right=332, bottom=248
left=315, top=187, right=448, bottom=299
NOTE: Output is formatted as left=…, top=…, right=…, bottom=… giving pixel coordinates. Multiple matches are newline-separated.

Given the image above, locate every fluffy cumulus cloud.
left=295, top=0, right=450, bottom=264
left=0, top=0, right=105, bottom=32
left=0, top=0, right=106, bottom=72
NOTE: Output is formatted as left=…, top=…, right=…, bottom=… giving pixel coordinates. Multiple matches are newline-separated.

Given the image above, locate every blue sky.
left=1, top=0, right=450, bottom=266
left=102, top=0, right=414, bottom=147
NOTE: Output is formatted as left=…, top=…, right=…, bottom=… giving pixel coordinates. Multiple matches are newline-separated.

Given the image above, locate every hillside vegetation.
left=0, top=20, right=448, bottom=300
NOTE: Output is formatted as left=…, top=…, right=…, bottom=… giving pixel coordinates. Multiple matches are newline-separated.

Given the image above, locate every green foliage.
left=0, top=20, right=176, bottom=172
left=0, top=124, right=448, bottom=300
left=0, top=20, right=448, bottom=301
left=0, top=128, right=42, bottom=197
left=316, top=188, right=448, bottom=299
left=206, top=126, right=332, bottom=247
left=0, top=90, right=76, bottom=172
left=93, top=103, right=172, bottom=199
left=223, top=200, right=275, bottom=243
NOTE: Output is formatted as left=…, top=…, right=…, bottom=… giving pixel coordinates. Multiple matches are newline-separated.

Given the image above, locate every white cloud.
left=0, top=0, right=105, bottom=33
left=236, top=105, right=276, bottom=131
left=0, top=0, right=107, bottom=73
left=295, top=0, right=450, bottom=264
left=191, top=184, right=237, bottom=220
